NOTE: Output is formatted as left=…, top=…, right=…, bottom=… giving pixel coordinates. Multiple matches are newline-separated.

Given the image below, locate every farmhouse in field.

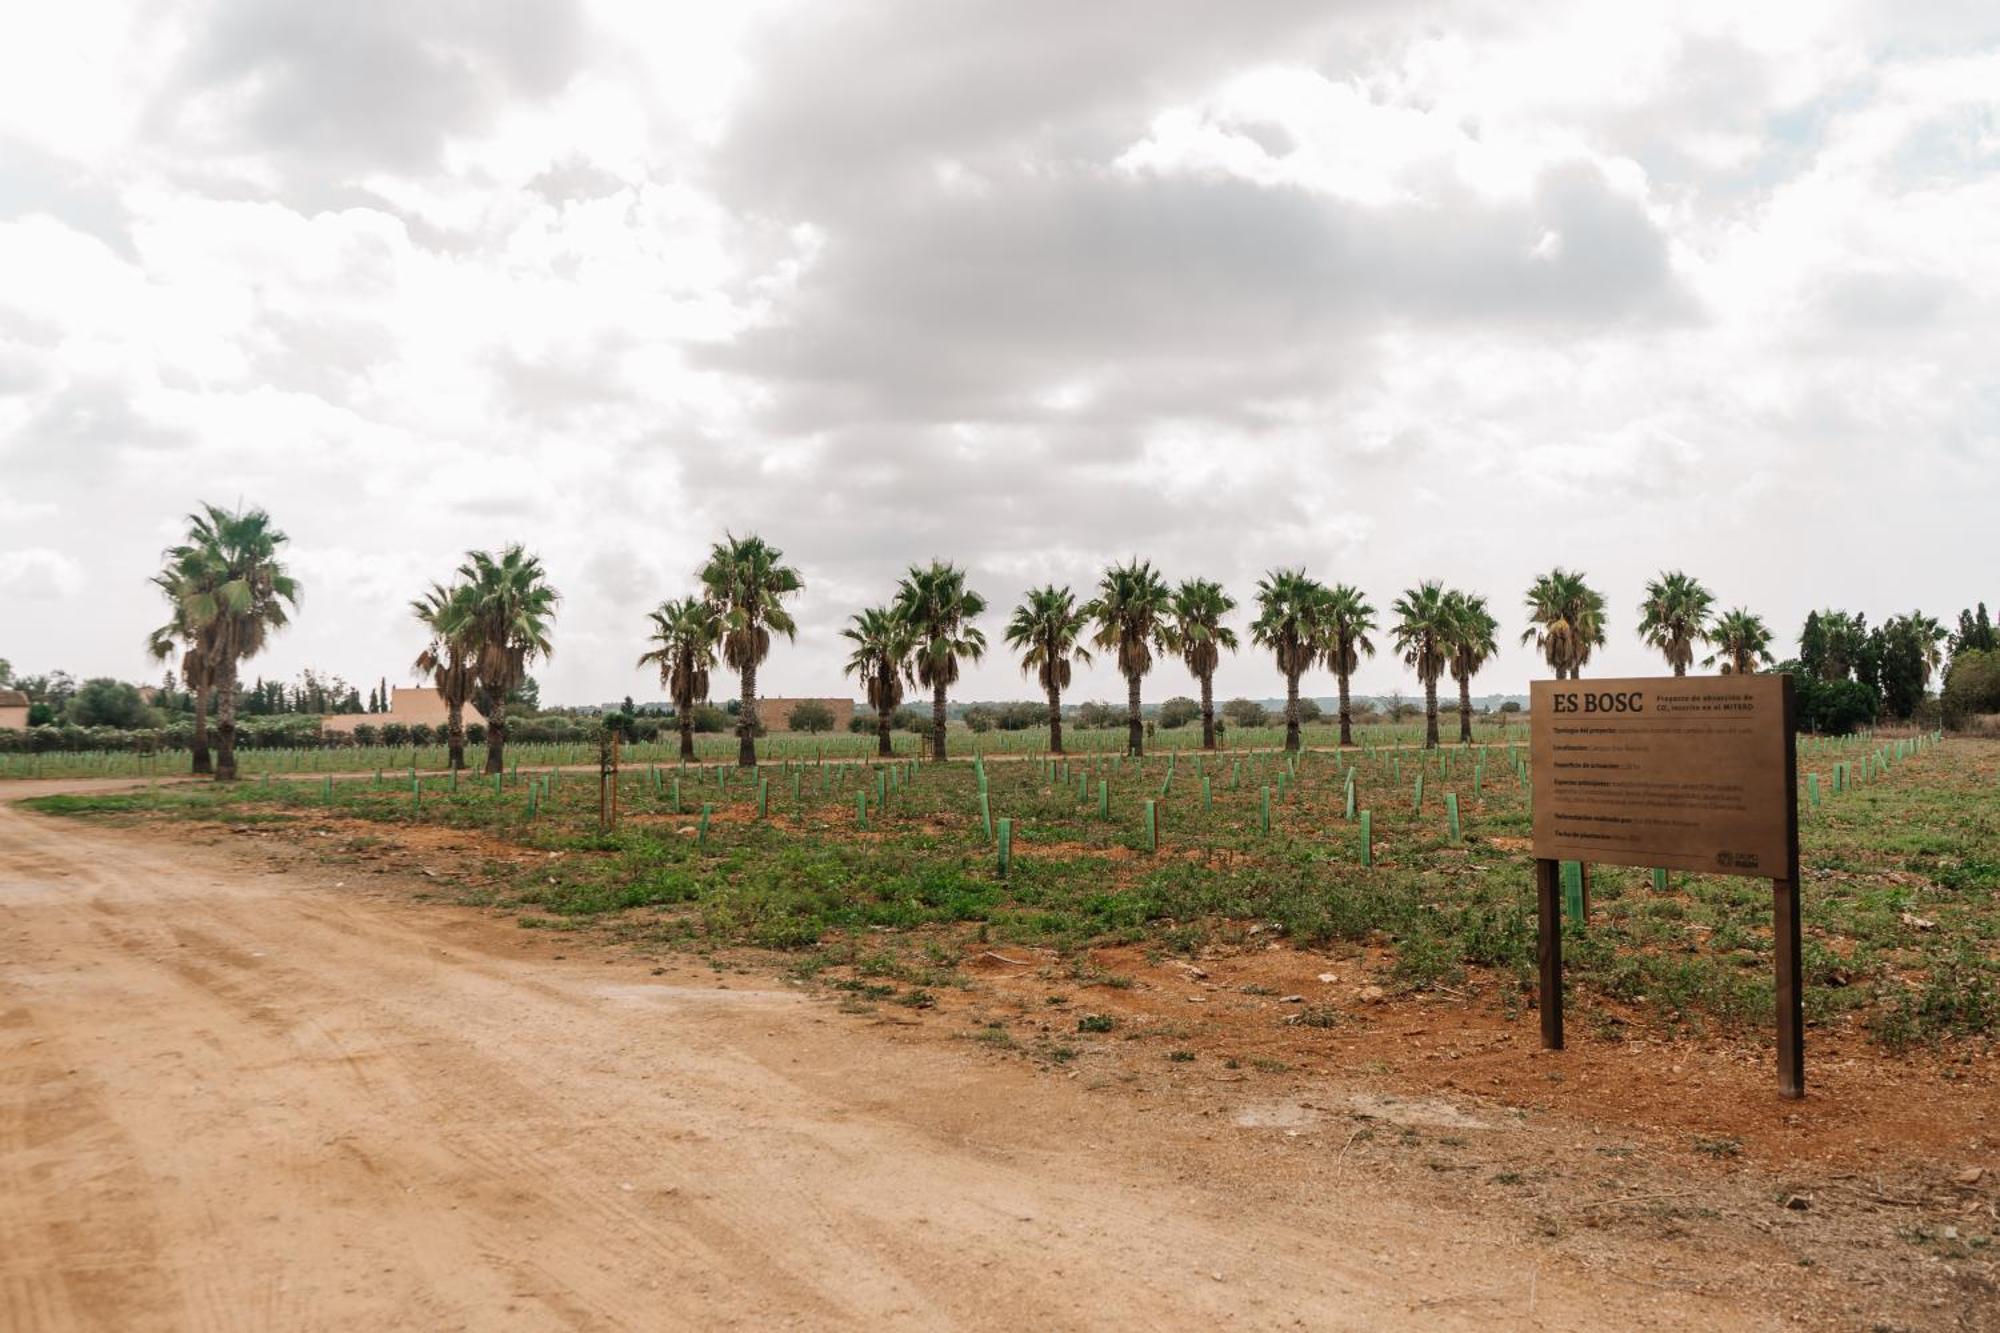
left=321, top=686, right=485, bottom=737
left=756, top=697, right=855, bottom=733
left=0, top=689, right=29, bottom=731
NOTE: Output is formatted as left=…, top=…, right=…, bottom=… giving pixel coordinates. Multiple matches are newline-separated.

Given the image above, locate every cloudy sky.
left=2, top=1, right=1995, bottom=708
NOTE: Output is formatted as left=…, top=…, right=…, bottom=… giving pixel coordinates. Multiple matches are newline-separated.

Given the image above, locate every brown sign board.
left=1531, top=674, right=1796, bottom=878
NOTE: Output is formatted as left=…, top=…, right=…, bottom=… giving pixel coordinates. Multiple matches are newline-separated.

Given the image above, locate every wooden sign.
left=1531, top=675, right=1794, bottom=877
left=1528, top=673, right=1804, bottom=1100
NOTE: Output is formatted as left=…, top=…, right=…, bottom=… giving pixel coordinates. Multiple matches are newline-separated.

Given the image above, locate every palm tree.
left=1323, top=584, right=1376, bottom=748
left=1392, top=582, right=1455, bottom=749
left=699, top=533, right=803, bottom=768
left=1168, top=579, right=1237, bottom=750
left=894, top=560, right=987, bottom=761
left=457, top=545, right=560, bottom=774
left=159, top=504, right=301, bottom=781
left=1251, top=568, right=1329, bottom=753
left=412, top=580, right=480, bottom=770
left=842, top=605, right=915, bottom=758
left=1704, top=608, right=1774, bottom=675
left=1442, top=590, right=1499, bottom=744
left=1521, top=568, right=1606, bottom=680
left=146, top=563, right=219, bottom=775
left=1086, top=559, right=1173, bottom=757
left=638, top=596, right=719, bottom=761
left=1909, top=612, right=1948, bottom=689
left=1005, top=586, right=1093, bottom=755
left=1637, top=571, right=1715, bottom=677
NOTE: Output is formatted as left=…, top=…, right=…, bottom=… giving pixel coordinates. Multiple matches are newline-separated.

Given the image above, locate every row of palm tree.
left=629, top=556, right=1784, bottom=764
left=410, top=546, right=561, bottom=774
left=149, top=511, right=1787, bottom=777
left=1558, top=568, right=1775, bottom=679
left=835, top=562, right=1420, bottom=757
left=147, top=505, right=569, bottom=782
left=638, top=535, right=806, bottom=767
left=148, top=504, right=300, bottom=781
left=829, top=564, right=1776, bottom=758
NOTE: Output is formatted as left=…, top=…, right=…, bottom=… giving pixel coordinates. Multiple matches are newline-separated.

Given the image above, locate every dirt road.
left=0, top=786, right=1759, bottom=1331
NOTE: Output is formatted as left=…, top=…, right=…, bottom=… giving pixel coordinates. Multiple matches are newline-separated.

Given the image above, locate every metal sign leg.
left=1536, top=857, right=1563, bottom=1050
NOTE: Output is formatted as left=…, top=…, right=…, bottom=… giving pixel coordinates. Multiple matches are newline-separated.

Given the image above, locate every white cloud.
left=0, top=0, right=1994, bottom=706
left=0, top=548, right=87, bottom=600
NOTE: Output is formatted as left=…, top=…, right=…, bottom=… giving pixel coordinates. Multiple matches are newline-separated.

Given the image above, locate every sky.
left=2, top=0, right=1996, bottom=708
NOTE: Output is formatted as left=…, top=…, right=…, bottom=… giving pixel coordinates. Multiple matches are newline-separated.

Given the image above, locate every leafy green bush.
left=1942, top=649, right=2000, bottom=730
left=787, top=699, right=836, bottom=733
left=66, top=678, right=157, bottom=729
left=1222, top=698, right=1269, bottom=727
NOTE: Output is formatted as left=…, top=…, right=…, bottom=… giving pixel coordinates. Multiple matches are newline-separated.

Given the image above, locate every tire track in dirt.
left=0, top=784, right=1773, bottom=1331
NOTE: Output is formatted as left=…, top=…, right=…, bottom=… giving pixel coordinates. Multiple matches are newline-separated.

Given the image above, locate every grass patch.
left=26, top=732, right=1993, bottom=1049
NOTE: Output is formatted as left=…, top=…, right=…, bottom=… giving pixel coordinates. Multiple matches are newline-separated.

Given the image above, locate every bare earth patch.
left=6, top=782, right=1995, bottom=1330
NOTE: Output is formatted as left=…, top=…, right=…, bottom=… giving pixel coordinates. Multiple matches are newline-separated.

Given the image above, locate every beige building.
left=321, top=687, right=486, bottom=736
left=0, top=689, right=29, bottom=731
left=756, top=697, right=856, bottom=733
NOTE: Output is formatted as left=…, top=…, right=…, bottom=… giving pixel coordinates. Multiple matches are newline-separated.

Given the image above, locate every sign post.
left=1530, top=674, right=1803, bottom=1099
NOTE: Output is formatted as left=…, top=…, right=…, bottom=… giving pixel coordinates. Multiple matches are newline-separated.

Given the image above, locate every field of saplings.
left=28, top=729, right=1995, bottom=1049
left=4, top=719, right=1467, bottom=779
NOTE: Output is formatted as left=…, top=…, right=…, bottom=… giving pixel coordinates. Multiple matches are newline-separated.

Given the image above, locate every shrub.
left=996, top=701, right=1043, bottom=730
left=1796, top=674, right=1877, bottom=735
left=788, top=699, right=836, bottom=734
left=1074, top=700, right=1118, bottom=730
left=1222, top=698, right=1268, bottom=728
left=1158, top=696, right=1199, bottom=729
left=66, top=679, right=156, bottom=729
left=1942, top=649, right=2000, bottom=730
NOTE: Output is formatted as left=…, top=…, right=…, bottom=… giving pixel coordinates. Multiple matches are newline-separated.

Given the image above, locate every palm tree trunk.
left=447, top=699, right=466, bottom=771
left=1424, top=674, right=1440, bottom=749
left=214, top=661, right=240, bottom=781
left=191, top=685, right=212, bottom=774
left=679, top=711, right=696, bottom=761
left=1047, top=679, right=1065, bottom=755
left=1285, top=667, right=1301, bottom=753
left=738, top=661, right=758, bottom=767
left=1199, top=671, right=1215, bottom=750
left=484, top=693, right=506, bottom=774
left=1337, top=664, right=1354, bottom=748
left=1125, top=670, right=1143, bottom=757
left=1457, top=670, right=1473, bottom=744
left=931, top=680, right=948, bottom=762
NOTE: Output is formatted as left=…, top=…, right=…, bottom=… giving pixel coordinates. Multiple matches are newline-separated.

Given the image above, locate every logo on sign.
left=1716, top=850, right=1761, bottom=869
left=1552, top=690, right=1645, bottom=715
